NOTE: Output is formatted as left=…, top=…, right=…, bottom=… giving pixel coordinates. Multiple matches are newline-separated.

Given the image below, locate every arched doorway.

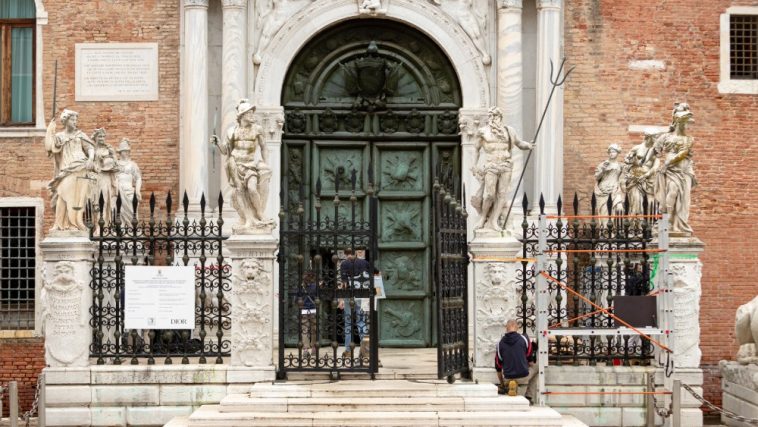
left=278, top=20, right=465, bottom=378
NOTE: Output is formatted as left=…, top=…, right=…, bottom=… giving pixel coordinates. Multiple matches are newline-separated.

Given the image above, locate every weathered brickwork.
left=0, top=338, right=44, bottom=418
left=564, top=0, right=758, bottom=409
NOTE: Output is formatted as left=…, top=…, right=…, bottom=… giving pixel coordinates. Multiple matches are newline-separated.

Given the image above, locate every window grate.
left=730, top=15, right=758, bottom=80
left=1, top=206, right=36, bottom=330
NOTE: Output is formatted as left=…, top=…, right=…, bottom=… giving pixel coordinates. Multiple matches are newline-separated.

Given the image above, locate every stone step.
left=219, top=394, right=530, bottom=413
left=182, top=407, right=573, bottom=426
left=249, top=380, right=500, bottom=398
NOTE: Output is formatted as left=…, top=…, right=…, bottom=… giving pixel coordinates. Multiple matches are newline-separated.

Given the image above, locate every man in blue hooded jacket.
left=495, top=319, right=537, bottom=402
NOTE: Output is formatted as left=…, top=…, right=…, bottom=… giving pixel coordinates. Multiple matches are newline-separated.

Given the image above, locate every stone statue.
left=624, top=132, right=659, bottom=215
left=44, top=109, right=96, bottom=232
left=470, top=107, right=533, bottom=231
left=736, top=296, right=758, bottom=365
left=90, top=128, right=119, bottom=225
left=115, top=139, right=143, bottom=224
left=593, top=143, right=624, bottom=216
left=213, top=99, right=273, bottom=232
left=654, top=103, right=697, bottom=235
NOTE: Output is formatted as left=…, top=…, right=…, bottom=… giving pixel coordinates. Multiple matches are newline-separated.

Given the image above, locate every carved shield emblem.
left=356, top=58, right=386, bottom=98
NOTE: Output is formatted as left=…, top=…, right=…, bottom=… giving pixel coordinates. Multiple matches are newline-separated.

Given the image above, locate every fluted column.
left=181, top=0, right=209, bottom=205
left=497, top=0, right=525, bottom=231
left=221, top=0, right=248, bottom=204
left=534, top=0, right=563, bottom=211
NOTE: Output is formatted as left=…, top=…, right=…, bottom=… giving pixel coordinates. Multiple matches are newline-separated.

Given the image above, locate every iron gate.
left=433, top=179, right=470, bottom=381
left=88, top=192, right=231, bottom=365
left=278, top=168, right=379, bottom=377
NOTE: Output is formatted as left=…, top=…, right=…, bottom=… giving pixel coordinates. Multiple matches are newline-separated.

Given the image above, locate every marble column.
left=497, top=0, right=525, bottom=233
left=181, top=0, right=210, bottom=207
left=220, top=0, right=248, bottom=215
left=533, top=0, right=563, bottom=211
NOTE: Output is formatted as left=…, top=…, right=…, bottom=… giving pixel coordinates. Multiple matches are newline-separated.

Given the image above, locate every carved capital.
left=536, top=0, right=561, bottom=10
left=184, top=0, right=209, bottom=9
left=221, top=0, right=247, bottom=9
left=498, top=0, right=522, bottom=10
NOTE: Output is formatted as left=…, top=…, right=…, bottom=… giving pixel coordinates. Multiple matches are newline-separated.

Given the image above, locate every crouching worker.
left=495, top=319, right=538, bottom=403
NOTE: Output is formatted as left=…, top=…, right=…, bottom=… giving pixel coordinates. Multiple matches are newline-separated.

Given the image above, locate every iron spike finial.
left=182, top=191, right=189, bottom=213
left=200, top=193, right=206, bottom=213
left=315, top=178, right=322, bottom=197
left=115, top=191, right=122, bottom=213
left=573, top=192, right=579, bottom=215
left=217, top=191, right=224, bottom=213
left=522, top=193, right=529, bottom=214
left=539, top=193, right=545, bottom=215
left=132, top=192, right=139, bottom=214
left=166, top=191, right=173, bottom=215
left=606, top=195, right=613, bottom=217
left=557, top=194, right=563, bottom=215
left=591, top=193, right=597, bottom=215
left=149, top=192, right=156, bottom=213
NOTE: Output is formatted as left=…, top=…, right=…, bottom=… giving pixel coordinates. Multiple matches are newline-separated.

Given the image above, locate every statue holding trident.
left=212, top=99, right=273, bottom=232
left=471, top=107, right=533, bottom=231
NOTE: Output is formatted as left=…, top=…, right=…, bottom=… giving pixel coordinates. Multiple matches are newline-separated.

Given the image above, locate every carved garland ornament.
left=232, top=258, right=272, bottom=366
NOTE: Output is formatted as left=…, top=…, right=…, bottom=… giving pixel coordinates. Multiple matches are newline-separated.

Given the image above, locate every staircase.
left=165, top=380, right=587, bottom=426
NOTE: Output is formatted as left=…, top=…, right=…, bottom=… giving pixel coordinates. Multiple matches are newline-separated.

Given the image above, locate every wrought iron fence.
left=278, top=168, right=378, bottom=376
left=87, top=192, right=231, bottom=365
left=518, top=193, right=656, bottom=365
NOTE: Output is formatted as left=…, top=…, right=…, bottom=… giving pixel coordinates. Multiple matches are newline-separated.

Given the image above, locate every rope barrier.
left=543, top=391, right=672, bottom=395
left=545, top=214, right=663, bottom=220
left=544, top=248, right=666, bottom=254
left=539, top=271, right=673, bottom=353
left=548, top=308, right=608, bottom=329
left=471, top=257, right=535, bottom=263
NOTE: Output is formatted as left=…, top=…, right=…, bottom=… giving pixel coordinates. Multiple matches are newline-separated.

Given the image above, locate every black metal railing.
left=433, top=179, right=469, bottom=382
left=278, top=167, right=378, bottom=376
left=518, top=193, right=656, bottom=365
left=87, top=191, right=230, bottom=365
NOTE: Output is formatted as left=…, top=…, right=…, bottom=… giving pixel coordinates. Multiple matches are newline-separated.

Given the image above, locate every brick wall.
left=564, top=0, right=758, bottom=410
left=0, top=0, right=181, bottom=223
left=0, top=338, right=45, bottom=418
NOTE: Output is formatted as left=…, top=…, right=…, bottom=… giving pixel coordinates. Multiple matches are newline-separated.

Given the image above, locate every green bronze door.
left=281, top=19, right=463, bottom=348
left=375, top=143, right=430, bottom=346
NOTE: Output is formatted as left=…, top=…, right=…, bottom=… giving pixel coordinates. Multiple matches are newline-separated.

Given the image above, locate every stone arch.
left=253, top=0, right=490, bottom=109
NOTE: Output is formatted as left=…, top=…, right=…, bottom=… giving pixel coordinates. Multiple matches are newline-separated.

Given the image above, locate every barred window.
left=730, top=15, right=758, bottom=79
left=1, top=206, right=36, bottom=330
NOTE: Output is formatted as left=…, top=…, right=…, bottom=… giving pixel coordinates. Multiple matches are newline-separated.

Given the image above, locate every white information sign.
left=75, top=43, right=159, bottom=101
left=124, top=266, right=195, bottom=330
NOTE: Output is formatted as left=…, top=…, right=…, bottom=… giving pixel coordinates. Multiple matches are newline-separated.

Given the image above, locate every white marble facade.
left=176, top=0, right=564, bottom=369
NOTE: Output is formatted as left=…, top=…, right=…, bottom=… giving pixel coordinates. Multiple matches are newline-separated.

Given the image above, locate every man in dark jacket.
left=495, top=319, right=537, bottom=402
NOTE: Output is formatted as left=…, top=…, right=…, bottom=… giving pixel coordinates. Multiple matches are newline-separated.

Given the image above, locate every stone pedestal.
left=470, top=236, right=522, bottom=383
left=720, top=361, right=758, bottom=427
left=39, top=234, right=96, bottom=367
left=664, top=236, right=705, bottom=427
left=226, top=233, right=277, bottom=381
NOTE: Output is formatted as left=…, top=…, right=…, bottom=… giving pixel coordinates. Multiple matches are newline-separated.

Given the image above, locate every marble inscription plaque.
left=75, top=43, right=159, bottom=101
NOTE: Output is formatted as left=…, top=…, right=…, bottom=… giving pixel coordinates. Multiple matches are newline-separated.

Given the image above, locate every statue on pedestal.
left=654, top=103, right=697, bottom=235
left=45, top=110, right=96, bottom=232
left=470, top=107, right=533, bottom=231
left=593, top=143, right=624, bottom=216
left=624, top=132, right=659, bottom=215
left=212, top=99, right=273, bottom=233
left=115, top=139, right=142, bottom=224
left=90, top=128, right=118, bottom=225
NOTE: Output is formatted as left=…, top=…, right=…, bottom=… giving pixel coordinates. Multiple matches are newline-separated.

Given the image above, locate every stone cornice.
left=536, top=0, right=561, bottom=10
left=221, top=0, right=247, bottom=8
left=184, top=0, right=209, bottom=8
left=498, top=0, right=522, bottom=10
